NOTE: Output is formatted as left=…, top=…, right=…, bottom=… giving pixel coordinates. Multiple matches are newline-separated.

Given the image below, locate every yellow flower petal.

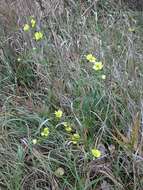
left=63, top=122, right=72, bottom=132
left=43, top=127, right=49, bottom=133
left=34, top=31, right=43, bottom=41
left=86, top=54, right=96, bottom=63
left=72, top=133, right=80, bottom=140
left=31, top=19, right=36, bottom=28
left=93, top=61, right=103, bottom=71
left=65, top=126, right=72, bottom=132
left=71, top=140, right=78, bottom=144
left=23, top=24, right=30, bottom=32
left=71, top=133, right=80, bottom=143
left=55, top=109, right=63, bottom=119
left=44, top=132, right=49, bottom=137
left=91, top=148, right=101, bottom=158
left=41, top=127, right=49, bottom=137
left=63, top=122, right=68, bottom=127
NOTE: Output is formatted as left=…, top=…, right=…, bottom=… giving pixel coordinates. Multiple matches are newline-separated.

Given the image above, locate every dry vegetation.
left=0, top=0, right=143, bottom=189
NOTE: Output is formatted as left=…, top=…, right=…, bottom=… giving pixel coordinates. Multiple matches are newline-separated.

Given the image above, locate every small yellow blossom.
left=72, top=141, right=77, bottom=144
left=31, top=19, right=36, bottom=28
left=65, top=126, right=72, bottom=132
left=128, top=27, right=135, bottom=32
left=63, top=122, right=68, bottom=127
left=32, top=139, right=37, bottom=144
left=41, top=127, right=49, bottom=137
left=63, top=122, right=72, bottom=132
left=86, top=54, right=96, bottom=63
left=91, top=148, right=101, bottom=158
left=71, top=133, right=80, bottom=144
left=101, top=74, right=106, bottom=80
left=23, top=24, right=30, bottom=32
left=93, top=61, right=103, bottom=71
left=34, top=31, right=43, bottom=41
left=55, top=109, right=63, bottom=119
left=72, top=133, right=80, bottom=140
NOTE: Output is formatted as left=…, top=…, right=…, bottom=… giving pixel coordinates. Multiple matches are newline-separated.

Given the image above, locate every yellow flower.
left=71, top=140, right=78, bottom=144
left=23, top=24, right=30, bottom=32
left=86, top=54, right=96, bottom=63
left=63, top=122, right=68, bottom=127
left=71, top=133, right=80, bottom=144
left=101, top=74, right=106, bottom=80
left=55, top=109, right=63, bottom=119
left=72, top=133, right=80, bottom=140
left=34, top=31, right=43, bottom=41
left=91, top=148, right=101, bottom=158
left=65, top=126, right=72, bottom=132
left=63, top=122, right=72, bottom=132
left=128, top=27, right=135, bottom=32
left=32, top=139, right=37, bottom=144
left=31, top=19, right=36, bottom=28
left=41, top=127, right=49, bottom=137
left=93, top=61, right=103, bottom=71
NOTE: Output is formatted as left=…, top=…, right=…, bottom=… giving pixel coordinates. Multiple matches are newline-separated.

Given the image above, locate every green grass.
left=0, top=0, right=143, bottom=189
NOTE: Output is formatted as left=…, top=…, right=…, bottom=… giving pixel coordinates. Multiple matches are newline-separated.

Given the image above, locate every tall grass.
left=0, top=0, right=143, bottom=189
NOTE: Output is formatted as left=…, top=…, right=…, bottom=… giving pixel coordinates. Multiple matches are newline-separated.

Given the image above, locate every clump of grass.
left=0, top=0, right=143, bottom=189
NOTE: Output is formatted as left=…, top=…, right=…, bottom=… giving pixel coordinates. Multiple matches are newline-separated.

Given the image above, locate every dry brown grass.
left=0, top=0, right=143, bottom=189
left=0, top=0, right=65, bottom=28
left=0, top=0, right=65, bottom=57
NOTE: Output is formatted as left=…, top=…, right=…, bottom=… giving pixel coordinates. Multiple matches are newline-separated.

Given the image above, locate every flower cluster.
left=23, top=18, right=43, bottom=41
left=63, top=122, right=72, bottom=132
left=41, top=127, right=49, bottom=137
left=86, top=54, right=96, bottom=63
left=31, top=109, right=101, bottom=160
left=32, top=127, right=49, bottom=145
left=71, top=133, right=80, bottom=144
left=86, top=53, right=106, bottom=79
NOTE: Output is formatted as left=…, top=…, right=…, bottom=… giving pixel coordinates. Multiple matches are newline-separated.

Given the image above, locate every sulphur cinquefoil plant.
left=0, top=0, right=143, bottom=189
